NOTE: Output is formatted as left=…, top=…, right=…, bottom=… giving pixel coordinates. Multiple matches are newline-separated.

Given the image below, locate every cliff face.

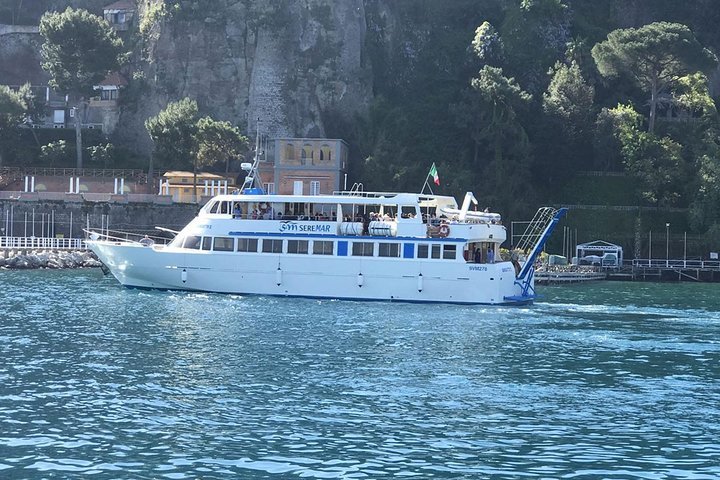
left=117, top=0, right=373, bottom=154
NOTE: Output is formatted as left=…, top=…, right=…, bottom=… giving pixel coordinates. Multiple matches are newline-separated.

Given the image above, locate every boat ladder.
left=506, top=207, right=568, bottom=302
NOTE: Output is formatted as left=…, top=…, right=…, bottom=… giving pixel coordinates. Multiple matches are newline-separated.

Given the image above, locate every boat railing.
left=332, top=189, right=399, bottom=199
left=84, top=228, right=171, bottom=245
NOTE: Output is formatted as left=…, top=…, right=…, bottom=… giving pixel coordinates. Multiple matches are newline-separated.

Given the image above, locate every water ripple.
left=1, top=271, right=719, bottom=478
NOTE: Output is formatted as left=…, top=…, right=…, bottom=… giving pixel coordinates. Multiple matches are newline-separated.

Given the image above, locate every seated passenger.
left=233, top=203, right=243, bottom=218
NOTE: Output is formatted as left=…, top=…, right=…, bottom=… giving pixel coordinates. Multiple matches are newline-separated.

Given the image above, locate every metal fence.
left=632, top=259, right=720, bottom=270
left=0, top=236, right=86, bottom=250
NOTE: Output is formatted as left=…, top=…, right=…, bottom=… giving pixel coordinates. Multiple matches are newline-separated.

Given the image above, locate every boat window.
left=220, top=202, right=229, bottom=215
left=209, top=201, right=220, bottom=214
left=352, top=242, right=374, bottom=257
left=431, top=244, right=441, bottom=259
left=237, top=238, right=258, bottom=252
left=313, top=240, right=333, bottom=255
left=287, top=239, right=309, bottom=254
left=213, top=237, right=234, bottom=252
left=417, top=244, right=429, bottom=259
left=201, top=237, right=212, bottom=250
left=443, top=244, right=457, bottom=260
left=400, top=205, right=417, bottom=218
left=183, top=235, right=201, bottom=250
left=262, top=239, right=283, bottom=253
left=378, top=243, right=400, bottom=257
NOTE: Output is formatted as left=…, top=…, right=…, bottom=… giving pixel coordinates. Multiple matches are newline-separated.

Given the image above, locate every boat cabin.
left=166, top=191, right=506, bottom=266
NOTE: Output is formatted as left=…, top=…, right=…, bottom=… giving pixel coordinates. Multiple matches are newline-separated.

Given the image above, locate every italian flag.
left=429, top=163, right=440, bottom=185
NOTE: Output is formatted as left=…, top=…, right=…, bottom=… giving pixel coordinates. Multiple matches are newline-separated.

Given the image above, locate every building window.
left=262, top=239, right=283, bottom=253
left=263, top=182, right=275, bottom=194
left=100, top=89, right=118, bottom=100
left=285, top=143, right=295, bottom=161
left=313, top=240, right=333, bottom=255
left=352, top=242, right=374, bottom=257
left=301, top=144, right=313, bottom=165
left=237, top=238, right=258, bottom=252
left=310, top=180, right=320, bottom=196
left=443, top=244, right=457, bottom=260
left=378, top=243, right=400, bottom=257
left=287, top=239, right=309, bottom=254
left=201, top=237, right=212, bottom=251
left=213, top=237, right=234, bottom=251
left=320, top=144, right=332, bottom=163
left=417, top=243, right=429, bottom=259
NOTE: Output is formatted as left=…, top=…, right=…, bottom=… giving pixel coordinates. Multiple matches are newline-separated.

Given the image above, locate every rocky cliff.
left=115, top=0, right=375, bottom=155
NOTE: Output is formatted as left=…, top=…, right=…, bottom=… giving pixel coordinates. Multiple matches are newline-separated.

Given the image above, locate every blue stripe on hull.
left=120, top=284, right=533, bottom=306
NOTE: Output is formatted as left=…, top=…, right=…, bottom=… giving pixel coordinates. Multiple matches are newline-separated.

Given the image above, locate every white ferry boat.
left=87, top=186, right=566, bottom=305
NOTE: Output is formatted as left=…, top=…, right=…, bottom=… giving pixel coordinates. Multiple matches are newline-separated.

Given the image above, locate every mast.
left=240, top=118, right=262, bottom=192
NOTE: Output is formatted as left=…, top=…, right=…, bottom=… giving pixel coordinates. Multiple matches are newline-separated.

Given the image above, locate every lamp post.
left=666, top=223, right=670, bottom=267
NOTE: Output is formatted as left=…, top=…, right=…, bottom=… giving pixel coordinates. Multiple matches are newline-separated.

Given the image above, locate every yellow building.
left=160, top=171, right=235, bottom=203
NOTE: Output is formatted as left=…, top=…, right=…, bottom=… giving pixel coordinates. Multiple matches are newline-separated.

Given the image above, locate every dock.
left=607, top=259, right=720, bottom=282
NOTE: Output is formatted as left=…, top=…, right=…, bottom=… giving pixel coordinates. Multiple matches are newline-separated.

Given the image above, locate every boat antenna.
left=240, top=118, right=262, bottom=192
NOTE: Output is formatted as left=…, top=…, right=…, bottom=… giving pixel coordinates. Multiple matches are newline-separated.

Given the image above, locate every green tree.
left=593, top=103, right=644, bottom=171
left=673, top=72, right=717, bottom=119
left=472, top=21, right=504, bottom=67
left=195, top=117, right=249, bottom=175
left=40, top=140, right=70, bottom=167
left=538, top=61, right=595, bottom=175
left=39, top=7, right=124, bottom=169
left=591, top=22, right=717, bottom=133
left=145, top=98, right=201, bottom=200
left=543, top=62, right=595, bottom=133
left=87, top=143, right=116, bottom=169
left=500, top=0, right=570, bottom=92
left=470, top=66, right=534, bottom=216
left=0, top=85, right=27, bottom=167
left=617, top=121, right=685, bottom=207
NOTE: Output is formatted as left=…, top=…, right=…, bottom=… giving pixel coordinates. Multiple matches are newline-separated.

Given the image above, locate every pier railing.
left=0, top=236, right=86, bottom=250
left=632, top=259, right=720, bottom=270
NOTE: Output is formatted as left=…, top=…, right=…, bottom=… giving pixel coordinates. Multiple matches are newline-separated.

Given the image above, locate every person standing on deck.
left=487, top=246, right=495, bottom=264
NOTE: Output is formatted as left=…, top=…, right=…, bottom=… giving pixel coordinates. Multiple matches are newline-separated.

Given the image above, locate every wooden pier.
left=607, top=259, right=720, bottom=283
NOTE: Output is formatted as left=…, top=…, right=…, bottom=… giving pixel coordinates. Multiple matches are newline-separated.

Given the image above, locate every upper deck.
left=185, top=190, right=506, bottom=244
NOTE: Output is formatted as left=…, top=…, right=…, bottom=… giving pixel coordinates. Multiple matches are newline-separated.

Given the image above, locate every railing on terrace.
left=0, top=166, right=148, bottom=181
left=0, top=236, right=86, bottom=250
left=632, top=259, right=720, bottom=270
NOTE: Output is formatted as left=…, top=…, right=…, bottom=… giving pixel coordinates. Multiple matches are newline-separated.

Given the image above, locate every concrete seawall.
left=0, top=199, right=199, bottom=239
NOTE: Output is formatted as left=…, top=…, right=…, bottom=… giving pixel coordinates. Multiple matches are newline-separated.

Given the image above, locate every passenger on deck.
left=139, top=235, right=154, bottom=247
left=474, top=248, right=482, bottom=264
left=233, top=203, right=243, bottom=219
left=487, top=246, right=495, bottom=264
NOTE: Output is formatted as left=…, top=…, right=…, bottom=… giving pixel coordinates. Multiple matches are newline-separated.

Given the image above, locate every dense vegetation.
left=3, top=0, right=720, bottom=254
left=342, top=0, right=720, bottom=253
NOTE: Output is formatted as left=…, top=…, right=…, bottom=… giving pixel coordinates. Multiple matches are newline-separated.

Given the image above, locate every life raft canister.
left=438, top=224, right=450, bottom=237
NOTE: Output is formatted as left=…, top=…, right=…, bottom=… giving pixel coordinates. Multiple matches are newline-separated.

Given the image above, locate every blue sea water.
left=1, top=269, right=719, bottom=479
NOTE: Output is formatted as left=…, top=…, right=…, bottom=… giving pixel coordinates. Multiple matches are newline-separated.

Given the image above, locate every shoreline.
left=0, top=250, right=101, bottom=269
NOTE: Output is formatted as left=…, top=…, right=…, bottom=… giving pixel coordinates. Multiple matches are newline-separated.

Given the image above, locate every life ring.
left=438, top=224, right=450, bottom=237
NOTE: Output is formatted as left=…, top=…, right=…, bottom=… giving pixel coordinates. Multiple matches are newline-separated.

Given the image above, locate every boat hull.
left=89, top=241, right=533, bottom=305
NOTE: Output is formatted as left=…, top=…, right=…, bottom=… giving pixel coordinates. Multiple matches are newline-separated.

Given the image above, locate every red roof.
left=98, top=72, right=128, bottom=87
left=104, top=0, right=136, bottom=11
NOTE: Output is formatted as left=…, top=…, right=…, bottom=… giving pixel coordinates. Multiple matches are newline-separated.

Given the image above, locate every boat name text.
left=279, top=221, right=332, bottom=233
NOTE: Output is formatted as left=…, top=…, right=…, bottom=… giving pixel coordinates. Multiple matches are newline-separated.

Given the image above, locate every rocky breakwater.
left=0, top=250, right=101, bottom=269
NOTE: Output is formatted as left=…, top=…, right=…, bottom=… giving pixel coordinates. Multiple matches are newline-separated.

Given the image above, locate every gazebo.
left=576, top=240, right=623, bottom=266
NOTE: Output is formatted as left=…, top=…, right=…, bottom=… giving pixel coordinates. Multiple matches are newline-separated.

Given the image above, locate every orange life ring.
left=438, top=224, right=450, bottom=237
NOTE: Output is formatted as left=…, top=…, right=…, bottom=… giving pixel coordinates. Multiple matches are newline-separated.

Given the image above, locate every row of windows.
left=177, top=236, right=458, bottom=260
